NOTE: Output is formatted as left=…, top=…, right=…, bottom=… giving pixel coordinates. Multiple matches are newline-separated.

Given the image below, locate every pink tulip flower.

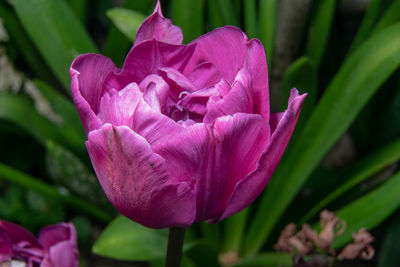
left=70, top=1, right=306, bottom=229
left=0, top=220, right=79, bottom=267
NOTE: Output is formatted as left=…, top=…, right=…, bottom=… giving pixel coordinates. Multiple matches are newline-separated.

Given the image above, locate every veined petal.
left=245, top=39, right=270, bottom=121
left=97, top=83, right=141, bottom=127
left=70, top=54, right=117, bottom=113
left=184, top=26, right=248, bottom=84
left=99, top=82, right=183, bottom=146
left=70, top=54, right=117, bottom=133
left=154, top=114, right=269, bottom=221
left=187, top=62, right=222, bottom=89
left=204, top=70, right=253, bottom=123
left=139, top=74, right=170, bottom=113
left=86, top=124, right=195, bottom=228
left=134, top=0, right=183, bottom=46
left=159, top=67, right=196, bottom=94
left=214, top=89, right=306, bottom=222
left=123, top=40, right=196, bottom=82
left=179, top=86, right=219, bottom=115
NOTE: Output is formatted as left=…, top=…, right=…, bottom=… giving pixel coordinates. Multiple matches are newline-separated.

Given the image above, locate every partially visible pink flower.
left=70, top=0, right=306, bottom=229
left=0, top=220, right=79, bottom=267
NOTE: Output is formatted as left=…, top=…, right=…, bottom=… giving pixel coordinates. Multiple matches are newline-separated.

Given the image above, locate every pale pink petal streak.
left=86, top=124, right=195, bottom=228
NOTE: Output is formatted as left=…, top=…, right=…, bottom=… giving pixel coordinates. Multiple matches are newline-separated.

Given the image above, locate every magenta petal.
left=0, top=228, right=12, bottom=262
left=184, top=26, right=248, bottom=84
left=179, top=87, right=219, bottom=115
left=38, top=223, right=76, bottom=251
left=0, top=220, right=40, bottom=248
left=204, top=70, right=253, bottom=123
left=244, top=39, right=270, bottom=121
left=123, top=40, right=196, bottom=82
left=187, top=62, right=222, bottom=89
left=97, top=83, right=142, bottom=127
left=86, top=124, right=196, bottom=228
left=139, top=74, right=170, bottom=113
left=46, top=241, right=78, bottom=267
left=134, top=0, right=183, bottom=46
left=270, top=112, right=284, bottom=133
left=154, top=114, right=269, bottom=221
left=70, top=54, right=117, bottom=133
left=214, top=90, right=307, bottom=222
left=159, top=67, right=196, bottom=93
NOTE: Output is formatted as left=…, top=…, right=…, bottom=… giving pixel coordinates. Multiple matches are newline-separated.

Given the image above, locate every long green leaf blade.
left=0, top=93, right=83, bottom=153
left=106, top=8, right=146, bottom=43
left=301, top=138, right=400, bottom=223
left=170, top=0, right=204, bottom=42
left=258, top=0, right=276, bottom=67
left=244, top=23, right=400, bottom=256
left=93, top=215, right=169, bottom=261
left=11, top=0, right=97, bottom=91
left=331, top=171, right=400, bottom=248
left=304, top=0, right=336, bottom=67
left=0, top=162, right=111, bottom=223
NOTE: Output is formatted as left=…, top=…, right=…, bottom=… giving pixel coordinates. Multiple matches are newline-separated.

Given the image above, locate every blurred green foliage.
left=0, top=0, right=399, bottom=266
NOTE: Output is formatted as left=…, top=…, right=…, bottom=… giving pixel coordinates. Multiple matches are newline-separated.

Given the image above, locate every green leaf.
left=46, top=141, right=108, bottom=206
left=258, top=0, right=276, bottom=67
left=347, top=0, right=382, bottom=55
left=34, top=80, right=84, bottom=139
left=304, top=0, right=336, bottom=67
left=106, top=7, right=147, bottom=43
left=244, top=23, right=400, bottom=256
left=0, top=93, right=83, bottom=153
left=93, top=215, right=169, bottom=261
left=244, top=0, right=257, bottom=38
left=11, top=0, right=97, bottom=91
left=0, top=4, right=54, bottom=84
left=222, top=208, right=249, bottom=253
left=329, top=171, right=400, bottom=248
left=215, top=0, right=239, bottom=26
left=0, top=162, right=111, bottom=223
left=235, top=252, right=292, bottom=267
left=207, top=0, right=224, bottom=30
left=370, top=0, right=400, bottom=36
left=170, top=0, right=205, bottom=42
left=280, top=57, right=317, bottom=127
left=378, top=213, right=400, bottom=267
left=300, top=138, right=400, bottom=223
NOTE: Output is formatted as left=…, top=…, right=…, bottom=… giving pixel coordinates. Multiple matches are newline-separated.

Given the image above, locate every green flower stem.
left=165, top=227, right=185, bottom=267
left=0, top=162, right=111, bottom=223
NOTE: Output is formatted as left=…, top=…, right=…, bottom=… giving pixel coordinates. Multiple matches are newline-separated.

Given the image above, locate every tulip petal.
left=187, top=62, right=222, bottom=89
left=98, top=83, right=184, bottom=146
left=154, top=113, right=269, bottom=221
left=38, top=223, right=76, bottom=251
left=70, top=54, right=117, bottom=133
left=159, top=67, right=196, bottom=94
left=97, top=84, right=141, bottom=127
left=86, top=124, right=195, bottom=228
left=184, top=26, right=248, bottom=84
left=245, top=39, right=270, bottom=122
left=214, top=89, right=307, bottom=222
left=134, top=0, right=183, bottom=46
left=204, top=70, right=253, bottom=123
left=47, top=241, right=78, bottom=267
left=0, top=220, right=40, bottom=248
left=0, top=228, right=12, bottom=262
left=123, top=40, right=196, bottom=82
